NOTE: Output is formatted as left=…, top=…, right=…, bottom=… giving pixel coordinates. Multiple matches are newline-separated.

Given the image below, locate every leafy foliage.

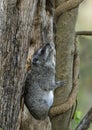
left=74, top=110, right=82, bottom=123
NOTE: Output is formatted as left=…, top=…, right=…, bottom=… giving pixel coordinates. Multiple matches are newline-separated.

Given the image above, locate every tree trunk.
left=50, top=0, right=78, bottom=130
left=0, top=0, right=38, bottom=130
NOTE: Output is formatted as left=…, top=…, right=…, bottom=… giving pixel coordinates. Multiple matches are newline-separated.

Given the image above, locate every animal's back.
left=24, top=70, right=54, bottom=120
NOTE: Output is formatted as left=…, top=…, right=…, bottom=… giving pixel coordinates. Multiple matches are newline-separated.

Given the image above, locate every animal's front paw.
left=56, top=80, right=66, bottom=88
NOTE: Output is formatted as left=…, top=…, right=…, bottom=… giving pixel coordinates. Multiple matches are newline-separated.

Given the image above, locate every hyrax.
left=24, top=43, right=65, bottom=120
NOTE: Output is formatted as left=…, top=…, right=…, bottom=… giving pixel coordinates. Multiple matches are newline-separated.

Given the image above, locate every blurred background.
left=71, top=0, right=92, bottom=129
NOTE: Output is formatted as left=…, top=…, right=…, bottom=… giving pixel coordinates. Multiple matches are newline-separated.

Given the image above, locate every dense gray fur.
left=24, top=43, right=65, bottom=120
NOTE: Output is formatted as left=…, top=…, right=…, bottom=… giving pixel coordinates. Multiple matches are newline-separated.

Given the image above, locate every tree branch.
left=76, top=31, right=92, bottom=36
left=49, top=38, right=80, bottom=117
left=75, top=107, right=92, bottom=130
left=55, top=0, right=84, bottom=18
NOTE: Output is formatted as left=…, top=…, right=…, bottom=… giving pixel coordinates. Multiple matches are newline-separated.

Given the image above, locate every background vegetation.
left=71, top=0, right=92, bottom=129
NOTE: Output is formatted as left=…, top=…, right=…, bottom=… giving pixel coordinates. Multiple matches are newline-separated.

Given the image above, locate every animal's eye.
left=41, top=49, right=45, bottom=54
left=32, top=58, right=38, bottom=64
left=34, top=58, right=38, bottom=62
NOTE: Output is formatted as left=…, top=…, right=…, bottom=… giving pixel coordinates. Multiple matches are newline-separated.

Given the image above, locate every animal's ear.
left=40, top=43, right=51, bottom=54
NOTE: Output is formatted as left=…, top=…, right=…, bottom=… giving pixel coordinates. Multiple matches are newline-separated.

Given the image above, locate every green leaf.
left=74, top=110, right=82, bottom=122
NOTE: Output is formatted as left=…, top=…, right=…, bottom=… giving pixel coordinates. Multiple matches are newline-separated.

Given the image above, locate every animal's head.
left=32, top=43, right=55, bottom=66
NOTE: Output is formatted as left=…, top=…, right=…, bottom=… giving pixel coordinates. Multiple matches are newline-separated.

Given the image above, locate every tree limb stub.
left=75, top=107, right=92, bottom=130
left=55, top=0, right=84, bottom=18
left=49, top=39, right=80, bottom=117
left=76, top=31, right=92, bottom=36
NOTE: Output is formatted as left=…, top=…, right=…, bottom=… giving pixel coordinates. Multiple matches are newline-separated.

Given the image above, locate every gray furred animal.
left=24, top=43, right=65, bottom=120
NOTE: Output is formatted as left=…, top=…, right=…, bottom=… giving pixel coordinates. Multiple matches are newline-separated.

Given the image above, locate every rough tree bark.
left=0, top=0, right=38, bottom=130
